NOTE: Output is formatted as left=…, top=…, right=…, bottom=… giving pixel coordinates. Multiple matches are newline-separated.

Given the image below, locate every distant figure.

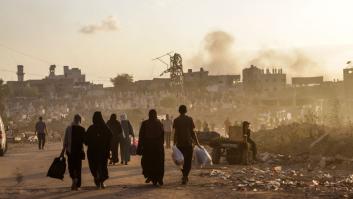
left=243, top=121, right=257, bottom=161
left=35, top=116, right=47, bottom=150
left=162, top=114, right=173, bottom=148
left=106, top=114, right=123, bottom=165
left=60, top=114, right=85, bottom=191
left=85, top=112, right=112, bottom=189
left=195, top=119, right=202, bottom=131
left=173, top=105, right=201, bottom=185
left=202, top=121, right=209, bottom=132
left=120, top=113, right=135, bottom=165
left=224, top=118, right=231, bottom=136
left=137, top=109, right=165, bottom=186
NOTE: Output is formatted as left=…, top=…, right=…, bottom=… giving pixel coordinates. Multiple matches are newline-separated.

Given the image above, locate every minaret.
left=17, top=65, right=24, bottom=82
left=49, top=65, right=56, bottom=78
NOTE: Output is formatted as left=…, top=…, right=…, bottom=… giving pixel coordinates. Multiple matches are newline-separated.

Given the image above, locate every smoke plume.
left=249, top=49, right=320, bottom=77
left=79, top=16, right=119, bottom=34
left=189, top=31, right=240, bottom=74
left=189, top=30, right=320, bottom=77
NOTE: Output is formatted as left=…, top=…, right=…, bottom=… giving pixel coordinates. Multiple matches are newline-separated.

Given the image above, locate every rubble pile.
left=254, top=123, right=353, bottom=158
left=201, top=167, right=353, bottom=197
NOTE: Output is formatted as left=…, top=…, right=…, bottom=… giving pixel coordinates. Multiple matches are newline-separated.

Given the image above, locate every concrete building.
left=46, top=65, right=86, bottom=83
left=7, top=64, right=102, bottom=98
left=243, top=65, right=286, bottom=95
left=134, top=67, right=240, bottom=91
left=184, top=67, right=240, bottom=88
left=292, top=76, right=324, bottom=87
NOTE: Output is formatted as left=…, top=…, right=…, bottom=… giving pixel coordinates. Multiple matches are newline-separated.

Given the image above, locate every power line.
left=0, top=43, right=115, bottom=84
left=0, top=43, right=52, bottom=65
left=0, top=68, right=46, bottom=77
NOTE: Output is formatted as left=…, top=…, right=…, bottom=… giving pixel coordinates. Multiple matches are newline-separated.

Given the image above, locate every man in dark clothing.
left=85, top=112, right=112, bottom=189
left=60, top=114, right=85, bottom=191
left=35, top=116, right=47, bottom=150
left=106, top=114, right=123, bottom=165
left=173, top=105, right=201, bottom=185
left=137, top=109, right=165, bottom=186
left=243, top=121, right=257, bottom=161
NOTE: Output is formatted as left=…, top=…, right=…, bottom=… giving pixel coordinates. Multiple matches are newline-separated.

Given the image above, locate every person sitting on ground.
left=242, top=121, right=257, bottom=161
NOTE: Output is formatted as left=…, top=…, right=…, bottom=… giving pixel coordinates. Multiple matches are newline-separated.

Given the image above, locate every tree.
left=110, top=74, right=133, bottom=89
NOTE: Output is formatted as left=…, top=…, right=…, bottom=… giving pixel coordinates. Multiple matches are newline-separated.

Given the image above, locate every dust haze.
left=249, top=48, right=320, bottom=77
left=2, top=8, right=353, bottom=199
left=189, top=31, right=321, bottom=77
left=189, top=31, right=240, bottom=74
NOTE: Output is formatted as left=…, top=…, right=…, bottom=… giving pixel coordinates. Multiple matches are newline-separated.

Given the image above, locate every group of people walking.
left=59, top=105, right=201, bottom=191
left=106, top=113, right=135, bottom=165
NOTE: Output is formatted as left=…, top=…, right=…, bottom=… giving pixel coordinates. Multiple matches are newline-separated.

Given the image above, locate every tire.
left=226, top=148, right=242, bottom=165
left=211, top=147, right=221, bottom=164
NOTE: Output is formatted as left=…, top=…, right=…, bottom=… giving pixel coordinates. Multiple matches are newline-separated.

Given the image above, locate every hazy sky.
left=0, top=0, right=353, bottom=86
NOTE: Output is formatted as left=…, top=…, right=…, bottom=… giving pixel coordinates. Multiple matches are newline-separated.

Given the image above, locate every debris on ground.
left=199, top=165, right=353, bottom=197
left=200, top=169, right=231, bottom=180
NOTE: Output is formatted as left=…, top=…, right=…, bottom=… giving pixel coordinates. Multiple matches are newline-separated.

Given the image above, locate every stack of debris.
left=254, top=123, right=353, bottom=158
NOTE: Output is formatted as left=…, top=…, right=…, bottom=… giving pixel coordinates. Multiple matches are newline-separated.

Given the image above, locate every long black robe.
left=137, top=119, right=164, bottom=181
left=85, top=124, right=112, bottom=181
left=106, top=119, right=123, bottom=163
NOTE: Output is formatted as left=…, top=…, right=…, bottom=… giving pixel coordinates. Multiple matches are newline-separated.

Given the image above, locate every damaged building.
left=134, top=67, right=240, bottom=91
left=242, top=65, right=286, bottom=96
left=7, top=65, right=103, bottom=98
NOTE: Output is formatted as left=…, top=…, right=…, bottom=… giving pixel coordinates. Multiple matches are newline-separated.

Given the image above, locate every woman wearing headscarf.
left=85, top=112, right=112, bottom=189
left=60, top=114, right=85, bottom=191
left=106, top=114, right=123, bottom=165
left=137, top=109, right=165, bottom=186
left=120, top=113, right=135, bottom=165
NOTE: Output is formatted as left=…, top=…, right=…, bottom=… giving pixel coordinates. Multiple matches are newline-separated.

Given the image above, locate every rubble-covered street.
left=198, top=152, right=353, bottom=198
left=2, top=143, right=353, bottom=199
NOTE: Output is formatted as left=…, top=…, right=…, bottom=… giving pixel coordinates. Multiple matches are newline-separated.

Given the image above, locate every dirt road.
left=0, top=143, right=311, bottom=199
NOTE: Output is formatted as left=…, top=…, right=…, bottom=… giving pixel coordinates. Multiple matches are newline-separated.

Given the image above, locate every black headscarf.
left=93, top=111, right=105, bottom=125
left=148, top=109, right=157, bottom=120
left=109, top=114, right=117, bottom=121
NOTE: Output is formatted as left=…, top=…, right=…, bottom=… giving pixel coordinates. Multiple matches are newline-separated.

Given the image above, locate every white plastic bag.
left=194, top=145, right=213, bottom=168
left=172, top=146, right=184, bottom=166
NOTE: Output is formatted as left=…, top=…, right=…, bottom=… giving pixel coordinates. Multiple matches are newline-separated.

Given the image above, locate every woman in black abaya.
left=137, top=109, right=165, bottom=186
left=85, top=112, right=112, bottom=189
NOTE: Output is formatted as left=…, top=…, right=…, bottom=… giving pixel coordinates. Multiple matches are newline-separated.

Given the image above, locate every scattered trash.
left=208, top=169, right=231, bottom=180
left=199, top=163, right=353, bottom=197
left=273, top=166, right=282, bottom=173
